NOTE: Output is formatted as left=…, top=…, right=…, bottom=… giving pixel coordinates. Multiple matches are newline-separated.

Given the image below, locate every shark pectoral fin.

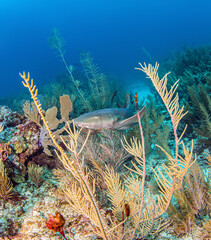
left=116, top=105, right=146, bottom=129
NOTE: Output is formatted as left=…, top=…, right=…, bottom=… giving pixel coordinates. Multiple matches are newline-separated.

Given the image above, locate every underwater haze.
left=0, top=0, right=211, bottom=97
left=1, top=1, right=211, bottom=239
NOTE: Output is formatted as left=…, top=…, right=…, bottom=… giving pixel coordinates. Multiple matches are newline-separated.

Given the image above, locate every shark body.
left=74, top=106, right=145, bottom=130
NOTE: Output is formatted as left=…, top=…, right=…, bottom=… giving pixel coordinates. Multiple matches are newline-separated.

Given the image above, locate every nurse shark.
left=74, top=93, right=145, bottom=130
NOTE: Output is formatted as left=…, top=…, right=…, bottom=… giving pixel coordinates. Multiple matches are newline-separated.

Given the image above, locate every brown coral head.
left=46, top=211, right=66, bottom=238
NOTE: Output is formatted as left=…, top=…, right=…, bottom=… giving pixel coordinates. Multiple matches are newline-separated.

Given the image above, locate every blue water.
left=0, top=0, right=211, bottom=97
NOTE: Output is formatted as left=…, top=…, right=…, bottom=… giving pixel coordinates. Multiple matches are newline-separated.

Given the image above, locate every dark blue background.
left=0, top=0, right=211, bottom=96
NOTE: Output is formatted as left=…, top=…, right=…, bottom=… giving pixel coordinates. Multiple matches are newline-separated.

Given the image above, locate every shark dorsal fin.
left=124, top=93, right=130, bottom=108
left=110, top=90, right=118, bottom=107
left=116, top=101, right=122, bottom=108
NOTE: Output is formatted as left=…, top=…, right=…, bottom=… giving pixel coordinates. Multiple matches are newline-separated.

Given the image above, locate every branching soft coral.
left=49, top=28, right=91, bottom=111
left=80, top=52, right=110, bottom=110
left=168, top=162, right=210, bottom=237
left=0, top=123, right=13, bottom=203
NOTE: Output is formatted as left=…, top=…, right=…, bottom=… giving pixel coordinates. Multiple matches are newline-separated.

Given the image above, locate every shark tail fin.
left=117, top=105, right=146, bottom=129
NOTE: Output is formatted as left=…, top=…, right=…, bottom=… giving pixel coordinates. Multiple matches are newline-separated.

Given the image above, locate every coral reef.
left=19, top=62, right=194, bottom=239
left=0, top=45, right=210, bottom=239
left=160, top=45, right=211, bottom=151
left=187, top=82, right=211, bottom=146
left=0, top=106, right=23, bottom=127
